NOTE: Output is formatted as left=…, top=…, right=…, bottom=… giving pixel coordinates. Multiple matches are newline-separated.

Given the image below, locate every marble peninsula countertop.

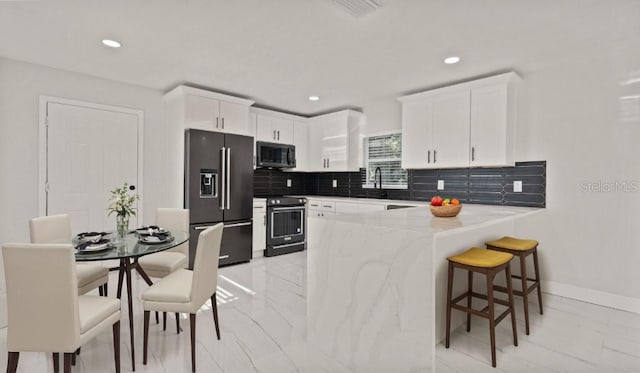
left=299, top=195, right=542, bottom=234
left=305, top=197, right=545, bottom=372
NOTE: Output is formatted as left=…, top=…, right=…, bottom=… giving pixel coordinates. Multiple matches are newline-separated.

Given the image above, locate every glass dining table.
left=74, top=231, right=189, bottom=371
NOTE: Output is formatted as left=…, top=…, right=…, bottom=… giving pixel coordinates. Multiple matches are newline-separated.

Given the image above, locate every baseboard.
left=543, top=280, right=640, bottom=314
left=253, top=250, right=264, bottom=259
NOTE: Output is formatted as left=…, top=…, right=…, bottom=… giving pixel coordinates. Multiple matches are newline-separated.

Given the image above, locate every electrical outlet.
left=287, top=179, right=292, bottom=188
left=513, top=180, right=523, bottom=193
left=332, top=179, right=338, bottom=188
left=437, top=180, right=444, bottom=190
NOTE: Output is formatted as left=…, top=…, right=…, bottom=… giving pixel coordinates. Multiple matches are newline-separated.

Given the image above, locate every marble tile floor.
left=0, top=252, right=638, bottom=373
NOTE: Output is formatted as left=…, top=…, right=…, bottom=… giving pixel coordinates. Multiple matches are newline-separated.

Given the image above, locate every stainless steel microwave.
left=256, top=141, right=296, bottom=169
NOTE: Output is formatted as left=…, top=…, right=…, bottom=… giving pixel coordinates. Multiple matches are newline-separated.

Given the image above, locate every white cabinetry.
left=252, top=199, right=267, bottom=258
left=288, top=121, right=309, bottom=172
left=307, top=199, right=335, bottom=217
left=470, top=81, right=517, bottom=166
left=431, top=91, right=471, bottom=168
left=401, top=100, right=433, bottom=169
left=399, top=72, right=519, bottom=169
left=254, top=109, right=295, bottom=144
left=308, top=110, right=365, bottom=172
left=308, top=199, right=386, bottom=217
left=170, top=86, right=254, bottom=136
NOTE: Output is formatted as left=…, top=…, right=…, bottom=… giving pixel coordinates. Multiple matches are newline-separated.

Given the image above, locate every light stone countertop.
left=305, top=197, right=545, bottom=372
left=299, top=194, right=542, bottom=234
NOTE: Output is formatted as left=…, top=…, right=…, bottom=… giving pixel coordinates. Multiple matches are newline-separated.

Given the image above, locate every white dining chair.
left=141, top=223, right=223, bottom=373
left=2, top=243, right=121, bottom=373
left=29, top=214, right=110, bottom=296
left=137, top=208, right=189, bottom=331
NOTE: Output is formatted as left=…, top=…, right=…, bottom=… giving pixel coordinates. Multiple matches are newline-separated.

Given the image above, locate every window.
left=363, top=133, right=408, bottom=188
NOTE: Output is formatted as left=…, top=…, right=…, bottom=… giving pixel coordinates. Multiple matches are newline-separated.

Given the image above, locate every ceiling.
left=0, top=0, right=639, bottom=116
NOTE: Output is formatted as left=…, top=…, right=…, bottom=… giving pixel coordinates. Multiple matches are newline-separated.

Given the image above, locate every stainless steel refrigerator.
left=184, top=129, right=253, bottom=267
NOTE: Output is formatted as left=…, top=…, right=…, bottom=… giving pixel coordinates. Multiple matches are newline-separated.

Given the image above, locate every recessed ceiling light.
left=309, top=96, right=320, bottom=101
left=102, top=39, right=122, bottom=48
left=444, top=56, right=460, bottom=65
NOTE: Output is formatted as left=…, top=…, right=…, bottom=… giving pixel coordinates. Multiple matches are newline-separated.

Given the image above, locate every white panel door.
left=432, top=91, right=471, bottom=168
left=47, top=102, right=139, bottom=233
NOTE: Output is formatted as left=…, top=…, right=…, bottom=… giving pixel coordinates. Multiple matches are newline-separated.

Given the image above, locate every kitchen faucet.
left=374, top=167, right=387, bottom=199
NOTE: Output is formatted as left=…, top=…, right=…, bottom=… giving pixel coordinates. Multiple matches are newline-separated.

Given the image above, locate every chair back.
left=190, top=223, right=223, bottom=307
left=29, top=214, right=72, bottom=243
left=2, top=243, right=81, bottom=352
left=156, top=208, right=189, bottom=257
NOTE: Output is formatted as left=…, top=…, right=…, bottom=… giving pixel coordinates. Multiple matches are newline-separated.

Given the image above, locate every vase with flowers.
left=107, top=183, right=139, bottom=241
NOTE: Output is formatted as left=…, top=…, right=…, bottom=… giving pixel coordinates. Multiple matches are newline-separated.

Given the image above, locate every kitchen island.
left=306, top=203, right=545, bottom=373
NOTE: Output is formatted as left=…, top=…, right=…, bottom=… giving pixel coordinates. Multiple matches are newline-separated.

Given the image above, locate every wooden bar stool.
left=445, top=247, right=518, bottom=368
left=486, top=236, right=543, bottom=335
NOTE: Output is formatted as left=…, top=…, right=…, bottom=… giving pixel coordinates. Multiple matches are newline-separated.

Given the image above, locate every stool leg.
left=520, top=254, right=530, bottom=335
left=533, top=248, right=543, bottom=315
left=505, top=263, right=518, bottom=347
left=445, top=262, right=454, bottom=349
left=466, top=271, right=473, bottom=332
left=486, top=270, right=497, bottom=368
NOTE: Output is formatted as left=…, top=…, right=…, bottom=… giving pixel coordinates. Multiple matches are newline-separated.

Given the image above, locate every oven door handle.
left=270, top=206, right=305, bottom=212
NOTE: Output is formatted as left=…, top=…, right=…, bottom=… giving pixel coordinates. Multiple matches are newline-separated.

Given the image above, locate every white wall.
left=0, top=57, right=167, bottom=243
left=515, top=43, right=640, bottom=301
left=360, top=96, right=402, bottom=136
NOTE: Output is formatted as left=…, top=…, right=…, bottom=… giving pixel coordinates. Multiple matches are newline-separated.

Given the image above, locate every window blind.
left=364, top=133, right=408, bottom=187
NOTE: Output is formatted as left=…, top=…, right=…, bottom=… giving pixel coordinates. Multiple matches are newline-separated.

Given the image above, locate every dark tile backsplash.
left=254, top=161, right=546, bottom=207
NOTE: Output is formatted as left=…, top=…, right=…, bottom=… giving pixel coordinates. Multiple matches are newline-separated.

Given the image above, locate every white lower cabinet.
left=252, top=200, right=267, bottom=258
left=307, top=199, right=335, bottom=217
left=308, top=199, right=386, bottom=217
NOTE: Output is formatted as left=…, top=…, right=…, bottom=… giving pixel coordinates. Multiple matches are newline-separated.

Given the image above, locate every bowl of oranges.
left=429, top=196, right=462, bottom=217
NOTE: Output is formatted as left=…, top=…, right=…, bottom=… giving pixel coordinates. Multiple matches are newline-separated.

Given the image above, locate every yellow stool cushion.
left=485, top=236, right=538, bottom=251
left=448, top=247, right=513, bottom=268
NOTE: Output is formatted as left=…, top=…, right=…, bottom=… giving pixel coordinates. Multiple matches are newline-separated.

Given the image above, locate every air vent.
left=332, top=0, right=383, bottom=18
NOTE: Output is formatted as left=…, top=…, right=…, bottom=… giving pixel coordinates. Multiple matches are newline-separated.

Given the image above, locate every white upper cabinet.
left=185, top=94, right=220, bottom=131
left=254, top=110, right=295, bottom=144
left=219, top=100, right=251, bottom=135
left=166, top=85, right=254, bottom=137
left=401, top=100, right=433, bottom=168
left=431, top=90, right=471, bottom=168
left=308, top=110, right=365, bottom=172
left=470, top=81, right=516, bottom=167
left=399, top=72, right=520, bottom=169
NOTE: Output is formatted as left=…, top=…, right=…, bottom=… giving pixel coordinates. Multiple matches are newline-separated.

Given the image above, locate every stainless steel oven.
left=265, top=197, right=306, bottom=257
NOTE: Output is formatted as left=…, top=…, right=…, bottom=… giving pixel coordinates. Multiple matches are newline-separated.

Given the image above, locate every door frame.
left=38, top=96, right=145, bottom=223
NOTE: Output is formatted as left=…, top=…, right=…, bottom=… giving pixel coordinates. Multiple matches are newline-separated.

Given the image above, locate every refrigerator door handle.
left=224, top=222, right=252, bottom=228
left=194, top=224, right=217, bottom=231
left=226, top=147, right=231, bottom=210
left=220, top=147, right=226, bottom=210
